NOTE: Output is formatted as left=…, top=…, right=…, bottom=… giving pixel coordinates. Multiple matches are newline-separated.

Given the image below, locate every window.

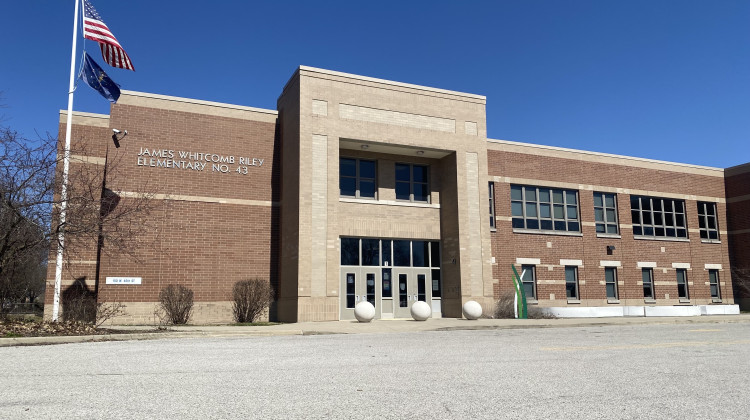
left=642, top=268, right=655, bottom=300
left=361, top=239, right=380, bottom=266
left=594, top=192, right=619, bottom=235
left=396, top=163, right=429, bottom=202
left=697, top=202, right=720, bottom=241
left=342, top=238, right=441, bottom=269
left=709, top=269, right=720, bottom=299
left=630, top=195, right=687, bottom=239
left=346, top=273, right=355, bottom=308
left=366, top=273, right=376, bottom=307
left=431, top=269, right=441, bottom=298
left=676, top=269, right=689, bottom=300
left=565, top=266, right=579, bottom=300
left=341, top=238, right=359, bottom=265
left=393, top=240, right=411, bottom=266
left=511, top=185, right=580, bottom=233
left=340, top=158, right=376, bottom=199
left=605, top=267, right=618, bottom=299
left=382, top=268, right=392, bottom=298
left=521, top=265, right=536, bottom=300
left=488, top=182, right=496, bottom=229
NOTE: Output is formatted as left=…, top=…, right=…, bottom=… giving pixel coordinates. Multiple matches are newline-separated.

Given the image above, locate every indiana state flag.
left=81, top=52, right=120, bottom=103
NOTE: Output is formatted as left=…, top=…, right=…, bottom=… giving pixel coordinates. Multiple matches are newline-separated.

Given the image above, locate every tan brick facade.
left=45, top=66, right=743, bottom=324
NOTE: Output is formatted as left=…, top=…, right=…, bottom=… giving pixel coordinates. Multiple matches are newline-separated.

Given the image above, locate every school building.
left=45, top=66, right=747, bottom=323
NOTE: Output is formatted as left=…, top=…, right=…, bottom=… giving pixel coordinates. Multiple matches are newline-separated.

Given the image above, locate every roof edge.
left=298, top=66, right=487, bottom=102
left=119, top=90, right=278, bottom=115
left=487, top=138, right=724, bottom=173
left=725, top=162, right=750, bottom=176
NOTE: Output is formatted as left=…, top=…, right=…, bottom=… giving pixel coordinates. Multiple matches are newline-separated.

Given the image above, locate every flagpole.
left=52, top=0, right=81, bottom=322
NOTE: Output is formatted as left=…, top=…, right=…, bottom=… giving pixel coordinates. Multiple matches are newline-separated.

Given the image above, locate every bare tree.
left=1, top=110, right=160, bottom=321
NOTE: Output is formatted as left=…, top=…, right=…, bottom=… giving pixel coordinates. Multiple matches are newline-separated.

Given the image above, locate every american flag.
left=83, top=0, right=134, bottom=71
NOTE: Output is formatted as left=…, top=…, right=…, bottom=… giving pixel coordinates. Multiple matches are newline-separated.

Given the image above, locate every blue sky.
left=1, top=1, right=748, bottom=167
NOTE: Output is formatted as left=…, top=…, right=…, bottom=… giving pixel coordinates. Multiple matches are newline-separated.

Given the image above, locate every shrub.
left=158, top=284, right=194, bottom=325
left=232, top=279, right=273, bottom=323
left=62, top=293, right=97, bottom=323
left=493, top=291, right=516, bottom=319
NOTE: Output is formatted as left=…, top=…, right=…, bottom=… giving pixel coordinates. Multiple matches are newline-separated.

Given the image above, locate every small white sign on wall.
left=106, top=277, right=142, bottom=285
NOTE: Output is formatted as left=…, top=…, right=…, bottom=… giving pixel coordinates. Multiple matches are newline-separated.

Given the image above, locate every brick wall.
left=725, top=163, right=750, bottom=307
left=488, top=148, right=733, bottom=308
left=45, top=97, right=280, bottom=323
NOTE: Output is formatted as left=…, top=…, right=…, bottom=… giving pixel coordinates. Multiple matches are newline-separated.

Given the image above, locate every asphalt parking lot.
left=1, top=321, right=748, bottom=419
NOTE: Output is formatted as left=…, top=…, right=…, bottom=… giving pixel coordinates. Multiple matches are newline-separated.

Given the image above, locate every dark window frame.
left=642, top=268, right=655, bottom=300
left=697, top=202, right=720, bottom=242
left=630, top=195, right=687, bottom=239
left=340, top=157, right=377, bottom=199
left=594, top=192, right=619, bottom=235
left=395, top=163, right=430, bottom=203
left=489, top=182, right=496, bottom=230
left=521, top=264, right=537, bottom=300
left=511, top=185, right=580, bottom=233
left=565, top=266, right=579, bottom=300
left=605, top=267, right=618, bottom=300
left=709, top=269, right=721, bottom=299
left=676, top=268, right=689, bottom=300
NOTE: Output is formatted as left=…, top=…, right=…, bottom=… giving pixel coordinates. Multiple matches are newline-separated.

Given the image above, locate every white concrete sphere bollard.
left=410, top=301, right=431, bottom=321
left=354, top=301, right=376, bottom=322
left=462, top=300, right=483, bottom=320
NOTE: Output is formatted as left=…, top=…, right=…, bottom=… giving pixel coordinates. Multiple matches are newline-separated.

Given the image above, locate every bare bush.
left=95, top=301, right=127, bottom=327
left=494, top=291, right=516, bottom=319
left=62, top=293, right=97, bottom=323
left=232, top=279, right=273, bottom=323
left=158, top=284, right=193, bottom=324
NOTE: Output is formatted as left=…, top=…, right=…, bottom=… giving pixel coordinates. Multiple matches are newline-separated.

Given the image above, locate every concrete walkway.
left=3, top=313, right=749, bottom=347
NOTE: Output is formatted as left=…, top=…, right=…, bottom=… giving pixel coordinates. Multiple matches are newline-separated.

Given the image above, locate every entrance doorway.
left=340, top=237, right=441, bottom=320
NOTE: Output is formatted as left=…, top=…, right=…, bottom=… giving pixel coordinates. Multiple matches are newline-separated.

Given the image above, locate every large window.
left=511, top=185, right=580, bottom=233
left=488, top=182, right=496, bottom=229
left=340, top=158, right=376, bottom=199
left=630, top=195, right=687, bottom=239
left=565, top=266, right=579, bottom=300
left=697, top=202, right=720, bottom=241
left=605, top=267, right=618, bottom=300
left=642, top=268, right=655, bottom=300
left=521, top=265, right=537, bottom=300
left=341, top=237, right=440, bottom=269
left=676, top=269, right=689, bottom=300
left=594, top=192, right=619, bottom=235
left=395, top=163, right=429, bottom=202
left=709, top=269, right=720, bottom=299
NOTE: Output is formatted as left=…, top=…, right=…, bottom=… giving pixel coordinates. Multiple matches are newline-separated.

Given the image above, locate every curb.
left=2, top=315, right=748, bottom=347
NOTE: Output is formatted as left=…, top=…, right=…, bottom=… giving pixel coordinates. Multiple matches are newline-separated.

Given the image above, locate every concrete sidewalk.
left=3, top=313, right=749, bottom=347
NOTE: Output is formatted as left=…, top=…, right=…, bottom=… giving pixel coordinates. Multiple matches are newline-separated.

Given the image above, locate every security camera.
left=112, top=129, right=121, bottom=134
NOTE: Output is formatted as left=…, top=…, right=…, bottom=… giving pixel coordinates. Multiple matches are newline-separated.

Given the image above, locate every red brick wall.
left=45, top=104, right=280, bottom=313
left=725, top=167, right=750, bottom=301
left=488, top=149, right=732, bottom=305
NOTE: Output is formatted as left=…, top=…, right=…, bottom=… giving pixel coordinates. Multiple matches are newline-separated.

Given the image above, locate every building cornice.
left=487, top=138, right=725, bottom=177
left=296, top=66, right=487, bottom=104
left=118, top=90, right=278, bottom=123
left=59, top=110, right=110, bottom=127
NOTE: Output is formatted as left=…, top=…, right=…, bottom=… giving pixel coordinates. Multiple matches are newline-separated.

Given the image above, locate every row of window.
left=341, top=237, right=440, bottom=268
left=340, top=160, right=721, bottom=241
left=520, top=265, right=721, bottom=301
left=490, top=183, right=720, bottom=241
left=340, top=158, right=429, bottom=202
